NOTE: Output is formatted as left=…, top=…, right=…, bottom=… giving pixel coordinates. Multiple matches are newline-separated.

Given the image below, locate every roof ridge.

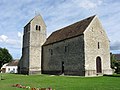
left=50, top=15, right=96, bottom=35
left=44, top=15, right=96, bottom=45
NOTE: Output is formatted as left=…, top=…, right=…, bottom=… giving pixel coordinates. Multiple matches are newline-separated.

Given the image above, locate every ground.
left=0, top=74, right=120, bottom=90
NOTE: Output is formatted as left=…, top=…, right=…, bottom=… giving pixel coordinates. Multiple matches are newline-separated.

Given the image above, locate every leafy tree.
left=0, top=48, right=13, bottom=69
left=110, top=53, right=120, bottom=74
left=114, top=62, right=120, bottom=74
left=110, top=53, right=117, bottom=69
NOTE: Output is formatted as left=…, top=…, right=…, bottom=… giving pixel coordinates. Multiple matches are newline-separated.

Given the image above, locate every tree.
left=0, top=48, right=13, bottom=69
left=110, top=53, right=120, bottom=74
left=110, top=53, right=117, bottom=69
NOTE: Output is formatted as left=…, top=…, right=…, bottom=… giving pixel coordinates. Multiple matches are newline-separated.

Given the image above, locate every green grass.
left=0, top=74, right=120, bottom=90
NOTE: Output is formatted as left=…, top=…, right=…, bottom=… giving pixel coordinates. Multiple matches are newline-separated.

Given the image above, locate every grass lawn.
left=0, top=74, right=120, bottom=90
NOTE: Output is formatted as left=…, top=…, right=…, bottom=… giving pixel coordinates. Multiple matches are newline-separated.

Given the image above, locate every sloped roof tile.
left=43, top=15, right=96, bottom=45
left=7, top=60, right=19, bottom=66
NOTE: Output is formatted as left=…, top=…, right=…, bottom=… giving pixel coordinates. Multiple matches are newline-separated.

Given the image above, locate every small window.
left=8, top=68, right=10, bottom=71
left=36, top=25, right=41, bottom=31
left=36, top=25, right=38, bottom=30
left=51, top=49, right=53, bottom=55
left=13, top=68, right=15, bottom=71
left=39, top=26, right=41, bottom=31
left=65, top=46, right=67, bottom=52
left=98, top=42, right=100, bottom=49
left=49, top=49, right=53, bottom=55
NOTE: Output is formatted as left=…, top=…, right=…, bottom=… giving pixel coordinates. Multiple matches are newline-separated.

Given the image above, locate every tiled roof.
left=43, top=15, right=96, bottom=45
left=7, top=60, right=19, bottom=66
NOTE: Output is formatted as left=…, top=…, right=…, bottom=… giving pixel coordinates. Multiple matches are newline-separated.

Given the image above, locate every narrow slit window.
left=39, top=26, right=41, bottom=31
left=65, top=46, right=67, bottom=52
left=51, top=49, right=53, bottom=55
left=98, top=42, right=100, bottom=49
left=49, top=49, right=53, bottom=55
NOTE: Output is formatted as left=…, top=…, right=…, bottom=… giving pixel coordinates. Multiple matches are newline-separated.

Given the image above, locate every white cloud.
left=18, top=32, right=23, bottom=38
left=0, top=0, right=120, bottom=58
left=98, top=0, right=103, bottom=5
left=0, top=34, right=21, bottom=45
left=0, top=35, right=8, bottom=42
left=110, top=41, right=120, bottom=50
left=80, top=0, right=97, bottom=9
left=72, top=0, right=103, bottom=9
left=0, top=34, right=22, bottom=59
left=6, top=39, right=20, bottom=45
left=17, top=32, right=23, bottom=49
left=110, top=40, right=120, bottom=54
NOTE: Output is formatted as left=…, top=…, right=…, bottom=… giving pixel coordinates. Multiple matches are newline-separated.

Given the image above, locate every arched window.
left=36, top=25, right=38, bottom=30
left=36, top=25, right=41, bottom=31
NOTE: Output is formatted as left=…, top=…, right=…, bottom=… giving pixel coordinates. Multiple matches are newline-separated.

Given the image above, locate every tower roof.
left=43, top=15, right=96, bottom=46
left=24, top=14, right=46, bottom=27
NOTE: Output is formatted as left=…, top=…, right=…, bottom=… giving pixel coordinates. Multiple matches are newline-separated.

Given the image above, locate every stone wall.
left=84, top=16, right=112, bottom=76
left=18, top=24, right=30, bottom=74
left=18, top=15, right=46, bottom=75
left=42, top=35, right=85, bottom=76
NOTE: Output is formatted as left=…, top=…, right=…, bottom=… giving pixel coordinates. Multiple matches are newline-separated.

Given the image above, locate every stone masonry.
left=42, top=15, right=113, bottom=76
left=42, top=35, right=85, bottom=76
left=84, top=16, right=112, bottom=76
left=18, top=15, right=46, bottom=75
left=18, top=14, right=113, bottom=76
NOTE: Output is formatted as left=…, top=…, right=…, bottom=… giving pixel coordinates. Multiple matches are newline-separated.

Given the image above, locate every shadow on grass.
left=1, top=78, right=5, bottom=80
left=103, top=74, right=120, bottom=77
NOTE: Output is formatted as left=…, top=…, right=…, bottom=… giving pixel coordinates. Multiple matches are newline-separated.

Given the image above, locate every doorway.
left=61, top=61, right=64, bottom=74
left=96, top=57, right=102, bottom=73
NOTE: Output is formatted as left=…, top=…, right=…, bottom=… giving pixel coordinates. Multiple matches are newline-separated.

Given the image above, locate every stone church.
left=18, top=15, right=113, bottom=76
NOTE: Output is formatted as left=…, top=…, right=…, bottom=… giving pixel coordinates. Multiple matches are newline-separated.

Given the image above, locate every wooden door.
left=96, top=57, right=102, bottom=73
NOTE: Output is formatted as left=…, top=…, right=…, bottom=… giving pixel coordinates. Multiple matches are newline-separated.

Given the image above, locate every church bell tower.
left=18, top=15, right=46, bottom=74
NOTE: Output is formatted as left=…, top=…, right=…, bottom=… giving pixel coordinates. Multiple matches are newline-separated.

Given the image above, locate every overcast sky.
left=0, top=0, right=120, bottom=59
